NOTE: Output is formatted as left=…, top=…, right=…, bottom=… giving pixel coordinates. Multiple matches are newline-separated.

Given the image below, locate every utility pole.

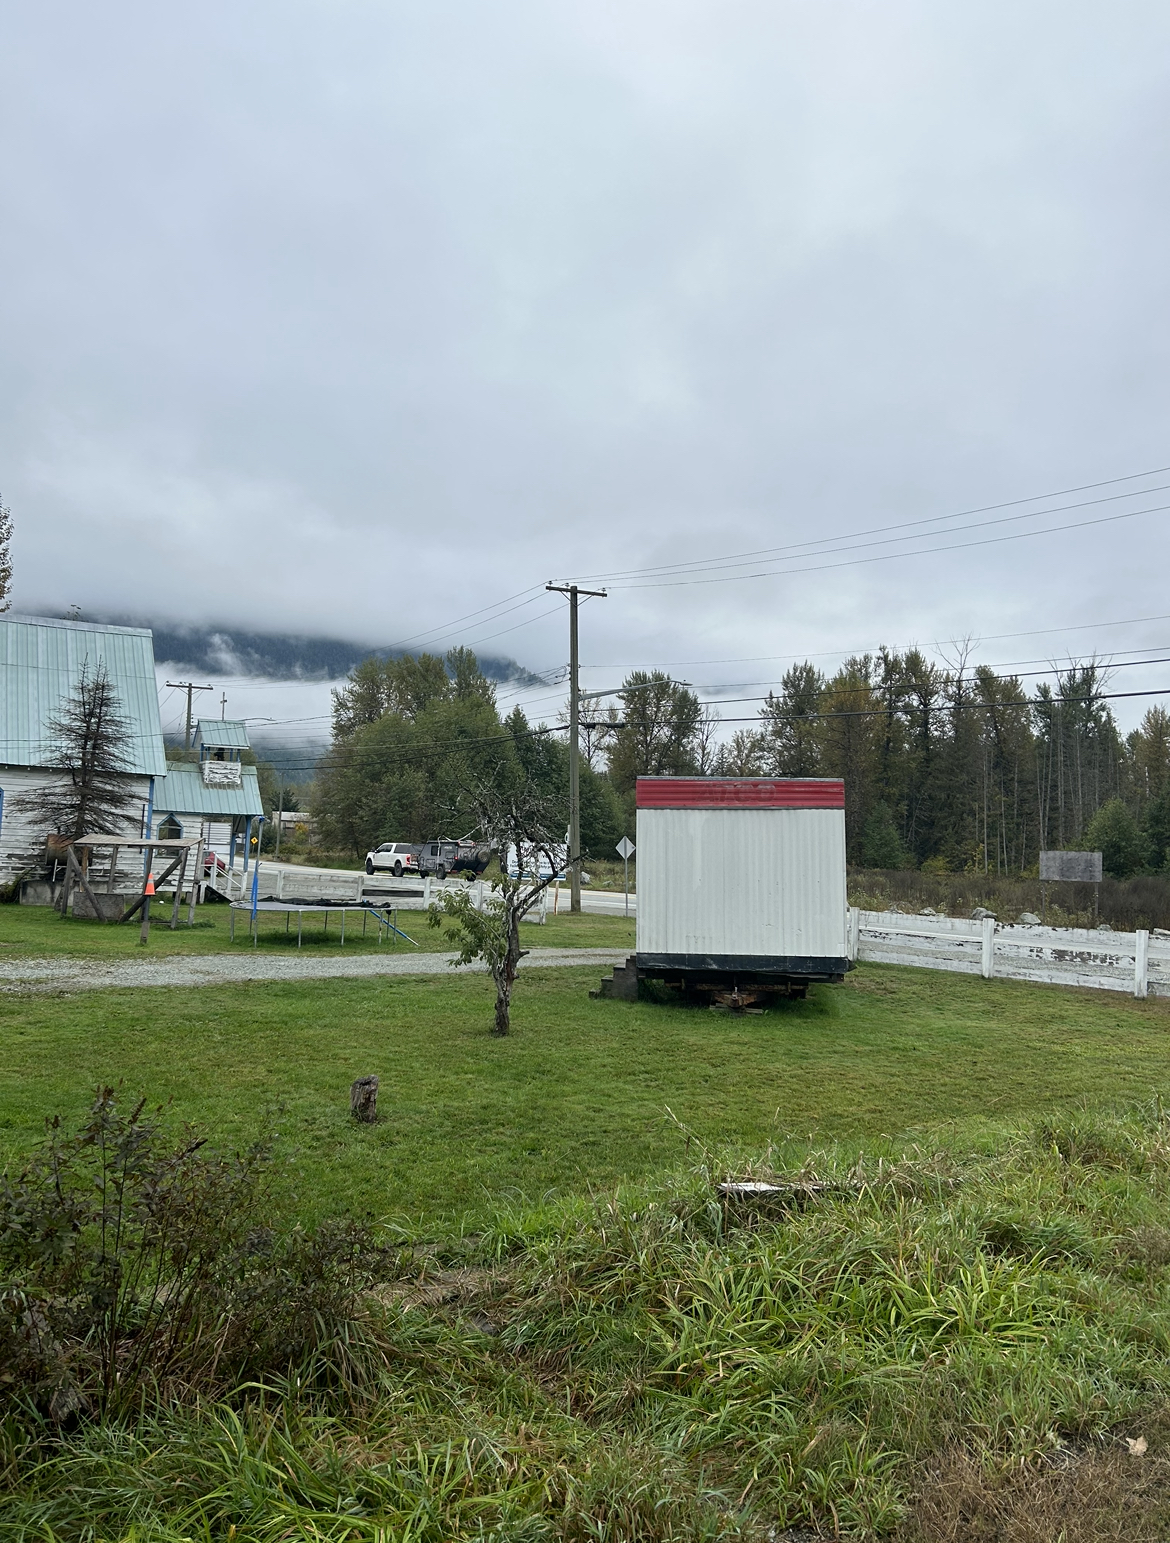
left=220, top=692, right=228, bottom=720
left=166, top=681, right=214, bottom=756
left=546, top=582, right=607, bottom=912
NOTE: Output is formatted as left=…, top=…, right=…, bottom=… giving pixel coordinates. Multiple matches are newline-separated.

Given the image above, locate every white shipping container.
left=635, top=777, right=848, bottom=981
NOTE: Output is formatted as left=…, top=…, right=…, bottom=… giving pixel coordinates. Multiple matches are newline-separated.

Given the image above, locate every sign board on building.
left=1039, top=850, right=1103, bottom=883
left=202, top=760, right=243, bottom=789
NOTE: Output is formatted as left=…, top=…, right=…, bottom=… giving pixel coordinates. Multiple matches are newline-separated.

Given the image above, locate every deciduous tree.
left=428, top=780, right=571, bottom=1035
left=1082, top=798, right=1147, bottom=878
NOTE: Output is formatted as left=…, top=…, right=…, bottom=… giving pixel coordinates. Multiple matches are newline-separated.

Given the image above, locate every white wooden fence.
left=848, top=908, right=1168, bottom=999
left=218, top=865, right=550, bottom=921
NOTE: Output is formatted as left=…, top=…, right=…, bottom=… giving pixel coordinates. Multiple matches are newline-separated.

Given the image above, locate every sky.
left=3, top=0, right=1170, bottom=748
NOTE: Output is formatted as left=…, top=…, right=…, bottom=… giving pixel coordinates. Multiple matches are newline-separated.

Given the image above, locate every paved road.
left=579, top=888, right=636, bottom=916
left=0, top=947, right=630, bottom=995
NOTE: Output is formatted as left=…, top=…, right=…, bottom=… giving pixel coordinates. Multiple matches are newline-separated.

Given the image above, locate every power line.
left=579, top=611, right=1170, bottom=672
left=565, top=462, right=1170, bottom=586
left=221, top=646, right=1169, bottom=732
left=601, top=500, right=1170, bottom=590
left=683, top=653, right=1170, bottom=710
left=375, top=584, right=548, bottom=653
left=572, top=479, right=1170, bottom=587
left=698, top=685, right=1170, bottom=725
left=236, top=680, right=1170, bottom=774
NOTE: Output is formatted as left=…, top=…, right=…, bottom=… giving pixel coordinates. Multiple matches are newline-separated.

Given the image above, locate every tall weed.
left=8, top=1099, right=1170, bottom=1536
left=0, top=1088, right=386, bottom=1420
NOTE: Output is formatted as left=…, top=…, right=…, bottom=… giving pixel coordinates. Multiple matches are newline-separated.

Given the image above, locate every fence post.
left=1135, top=929, right=1150, bottom=1000
left=981, top=916, right=995, bottom=979
left=848, top=906, right=860, bottom=963
left=423, top=875, right=432, bottom=906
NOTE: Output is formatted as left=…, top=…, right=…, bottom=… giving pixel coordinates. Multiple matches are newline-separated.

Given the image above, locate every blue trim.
left=250, top=819, right=263, bottom=922
left=143, top=777, right=155, bottom=877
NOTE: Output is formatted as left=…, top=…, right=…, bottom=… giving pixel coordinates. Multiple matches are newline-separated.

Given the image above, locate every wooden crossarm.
left=66, top=847, right=113, bottom=924
left=121, top=853, right=184, bottom=923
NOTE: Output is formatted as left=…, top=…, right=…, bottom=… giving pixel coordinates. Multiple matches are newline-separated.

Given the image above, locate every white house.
left=0, top=618, right=269, bottom=897
left=148, top=718, right=265, bottom=874
left=0, top=616, right=168, bottom=885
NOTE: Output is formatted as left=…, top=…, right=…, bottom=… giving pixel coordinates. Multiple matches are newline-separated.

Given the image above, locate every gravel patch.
left=0, top=948, right=631, bottom=995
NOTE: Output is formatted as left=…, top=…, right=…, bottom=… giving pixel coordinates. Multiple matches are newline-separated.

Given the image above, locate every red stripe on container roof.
left=636, top=777, right=845, bottom=809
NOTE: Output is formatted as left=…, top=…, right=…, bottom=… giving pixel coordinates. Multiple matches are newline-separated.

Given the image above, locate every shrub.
left=0, top=1088, right=385, bottom=1420
left=1082, top=798, right=1149, bottom=878
left=861, top=802, right=911, bottom=870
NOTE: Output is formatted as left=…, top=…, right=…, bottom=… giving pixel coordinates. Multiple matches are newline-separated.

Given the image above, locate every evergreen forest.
left=312, top=646, right=1170, bottom=877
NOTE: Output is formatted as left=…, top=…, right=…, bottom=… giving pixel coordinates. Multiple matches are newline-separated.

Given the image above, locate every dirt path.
left=0, top=948, right=630, bottom=994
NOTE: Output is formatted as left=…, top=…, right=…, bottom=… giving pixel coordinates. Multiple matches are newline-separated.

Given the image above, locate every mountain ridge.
left=84, top=617, right=548, bottom=687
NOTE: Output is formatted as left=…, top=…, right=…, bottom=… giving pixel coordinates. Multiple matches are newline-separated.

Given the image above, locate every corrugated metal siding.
left=637, top=777, right=845, bottom=809
left=194, top=719, right=251, bottom=750
left=636, top=806, right=848, bottom=960
left=0, top=616, right=166, bottom=776
left=153, top=764, right=265, bottom=818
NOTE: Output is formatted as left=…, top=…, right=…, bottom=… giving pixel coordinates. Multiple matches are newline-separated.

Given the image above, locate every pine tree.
left=861, top=802, right=909, bottom=869
left=23, top=662, right=136, bottom=838
left=1146, top=789, right=1170, bottom=873
left=758, top=662, right=824, bottom=775
left=607, top=672, right=702, bottom=794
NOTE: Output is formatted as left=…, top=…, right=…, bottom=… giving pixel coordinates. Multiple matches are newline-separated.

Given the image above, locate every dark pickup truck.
left=415, top=838, right=492, bottom=879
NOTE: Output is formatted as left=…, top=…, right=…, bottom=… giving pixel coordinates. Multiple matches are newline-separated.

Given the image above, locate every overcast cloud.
left=3, top=1, right=1170, bottom=735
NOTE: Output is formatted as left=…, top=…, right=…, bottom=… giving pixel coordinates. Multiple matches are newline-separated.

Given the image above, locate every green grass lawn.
left=0, top=898, right=635, bottom=957
left=2, top=958, right=1169, bottom=1227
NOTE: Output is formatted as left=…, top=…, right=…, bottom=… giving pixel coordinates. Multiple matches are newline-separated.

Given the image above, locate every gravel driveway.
left=0, top=948, right=630, bottom=994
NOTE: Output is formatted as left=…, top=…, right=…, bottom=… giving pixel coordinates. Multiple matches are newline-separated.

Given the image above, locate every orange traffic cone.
left=145, top=876, right=155, bottom=897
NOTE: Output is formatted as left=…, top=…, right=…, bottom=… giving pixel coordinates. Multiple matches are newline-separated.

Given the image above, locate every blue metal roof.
left=194, top=719, right=250, bottom=750
left=0, top=615, right=167, bottom=776
left=154, top=762, right=266, bottom=818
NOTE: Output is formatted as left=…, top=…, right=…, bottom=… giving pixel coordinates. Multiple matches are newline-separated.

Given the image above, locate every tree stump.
left=350, top=1075, right=379, bottom=1123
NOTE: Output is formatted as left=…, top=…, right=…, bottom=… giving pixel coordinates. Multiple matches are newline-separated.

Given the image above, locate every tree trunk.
left=492, top=977, right=511, bottom=1036
left=350, top=1075, right=379, bottom=1122
left=491, top=908, right=529, bottom=1036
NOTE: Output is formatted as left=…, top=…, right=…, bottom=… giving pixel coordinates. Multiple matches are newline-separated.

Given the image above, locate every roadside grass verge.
left=1, top=962, right=1169, bottom=1225
left=7, top=1099, right=1170, bottom=1537
left=0, top=901, right=634, bottom=959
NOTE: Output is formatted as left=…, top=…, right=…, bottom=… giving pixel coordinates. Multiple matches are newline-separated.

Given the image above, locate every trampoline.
left=230, top=899, right=418, bottom=948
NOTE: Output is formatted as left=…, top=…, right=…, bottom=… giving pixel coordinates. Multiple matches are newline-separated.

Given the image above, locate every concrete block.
left=71, top=891, right=127, bottom=922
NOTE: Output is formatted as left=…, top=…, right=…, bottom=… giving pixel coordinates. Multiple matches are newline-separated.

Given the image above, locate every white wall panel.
left=636, top=806, right=847, bottom=960
left=0, top=767, right=152, bottom=882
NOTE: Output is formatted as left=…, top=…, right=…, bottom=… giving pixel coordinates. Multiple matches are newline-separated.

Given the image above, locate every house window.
left=158, top=814, right=183, bottom=841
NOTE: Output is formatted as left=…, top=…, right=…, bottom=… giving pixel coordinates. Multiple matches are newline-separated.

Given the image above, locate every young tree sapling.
left=428, top=780, right=571, bottom=1036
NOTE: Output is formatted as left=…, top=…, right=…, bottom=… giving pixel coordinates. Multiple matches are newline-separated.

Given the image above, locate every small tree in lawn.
left=428, top=780, right=570, bottom=1036
left=23, top=661, right=136, bottom=840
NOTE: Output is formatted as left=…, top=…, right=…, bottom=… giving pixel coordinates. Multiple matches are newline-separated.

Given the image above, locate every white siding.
left=149, top=816, right=238, bottom=870
left=0, top=767, right=152, bottom=883
left=636, top=805, right=848, bottom=961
